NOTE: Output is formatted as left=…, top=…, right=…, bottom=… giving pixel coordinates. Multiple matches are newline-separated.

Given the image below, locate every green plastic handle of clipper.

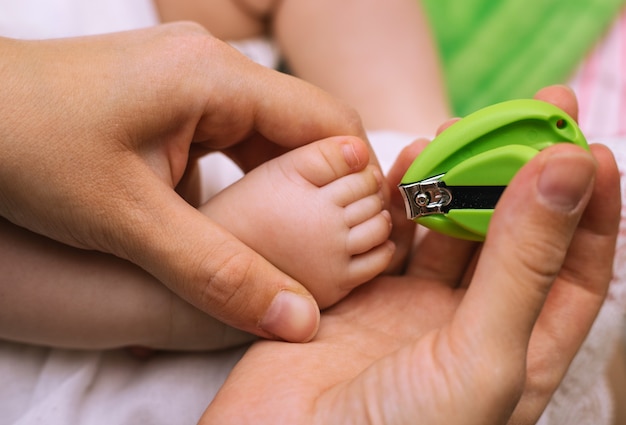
left=401, top=98, right=588, bottom=186
left=400, top=98, right=589, bottom=241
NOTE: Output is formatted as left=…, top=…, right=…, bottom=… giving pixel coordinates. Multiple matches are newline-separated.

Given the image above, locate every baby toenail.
left=341, top=142, right=361, bottom=170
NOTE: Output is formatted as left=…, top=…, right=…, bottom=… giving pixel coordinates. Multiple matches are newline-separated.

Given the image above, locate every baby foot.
left=199, top=136, right=394, bottom=308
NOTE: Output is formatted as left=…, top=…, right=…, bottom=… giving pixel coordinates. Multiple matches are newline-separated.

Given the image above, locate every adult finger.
left=454, top=84, right=585, bottom=348
left=533, top=85, right=579, bottom=121
left=510, top=143, right=620, bottom=422
left=119, top=176, right=321, bottom=343
left=454, top=143, right=596, bottom=377
left=407, top=230, right=479, bottom=286
left=187, top=38, right=372, bottom=172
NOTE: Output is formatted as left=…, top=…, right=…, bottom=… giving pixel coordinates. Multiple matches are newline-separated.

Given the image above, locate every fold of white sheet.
left=0, top=0, right=158, bottom=39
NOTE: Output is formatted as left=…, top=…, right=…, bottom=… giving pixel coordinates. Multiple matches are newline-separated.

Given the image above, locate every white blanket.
left=0, top=0, right=158, bottom=39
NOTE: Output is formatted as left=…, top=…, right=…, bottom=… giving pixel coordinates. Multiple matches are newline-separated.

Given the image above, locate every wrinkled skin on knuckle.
left=192, top=246, right=262, bottom=329
left=501, top=219, right=569, bottom=302
left=516, top=235, right=563, bottom=287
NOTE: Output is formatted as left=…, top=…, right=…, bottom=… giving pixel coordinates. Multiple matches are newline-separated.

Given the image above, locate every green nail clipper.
left=398, top=99, right=589, bottom=241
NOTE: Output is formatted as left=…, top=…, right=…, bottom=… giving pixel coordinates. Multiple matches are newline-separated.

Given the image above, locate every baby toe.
left=346, top=210, right=392, bottom=255
left=344, top=193, right=385, bottom=227
left=325, top=165, right=383, bottom=207
left=292, top=136, right=371, bottom=187
left=346, top=241, right=396, bottom=287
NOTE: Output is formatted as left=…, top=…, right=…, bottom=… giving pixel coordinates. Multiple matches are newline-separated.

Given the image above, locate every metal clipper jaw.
left=399, top=174, right=451, bottom=219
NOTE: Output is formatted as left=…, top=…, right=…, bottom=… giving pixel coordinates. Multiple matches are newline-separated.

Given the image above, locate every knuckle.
left=196, top=247, right=258, bottom=324
left=154, top=22, right=224, bottom=71
left=514, top=234, right=564, bottom=285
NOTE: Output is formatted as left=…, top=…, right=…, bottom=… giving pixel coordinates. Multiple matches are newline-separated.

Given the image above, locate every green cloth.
left=422, top=0, right=626, bottom=116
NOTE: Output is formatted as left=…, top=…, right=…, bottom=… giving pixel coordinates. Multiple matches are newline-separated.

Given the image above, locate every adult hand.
left=0, top=23, right=371, bottom=342
left=199, top=94, right=620, bottom=423
left=201, top=144, right=619, bottom=425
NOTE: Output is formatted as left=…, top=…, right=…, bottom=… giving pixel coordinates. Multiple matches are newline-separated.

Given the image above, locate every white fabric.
left=0, top=0, right=158, bottom=39
left=228, top=37, right=280, bottom=70
left=0, top=342, right=245, bottom=425
left=0, top=1, right=624, bottom=424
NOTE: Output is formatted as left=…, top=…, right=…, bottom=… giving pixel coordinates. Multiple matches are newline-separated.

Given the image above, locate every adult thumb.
left=456, top=143, right=596, bottom=360
left=118, top=179, right=320, bottom=343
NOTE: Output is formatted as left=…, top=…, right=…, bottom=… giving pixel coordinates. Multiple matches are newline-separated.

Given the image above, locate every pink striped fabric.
left=570, top=7, right=626, bottom=139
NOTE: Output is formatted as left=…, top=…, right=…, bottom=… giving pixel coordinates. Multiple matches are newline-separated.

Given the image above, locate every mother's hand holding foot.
left=0, top=23, right=375, bottom=343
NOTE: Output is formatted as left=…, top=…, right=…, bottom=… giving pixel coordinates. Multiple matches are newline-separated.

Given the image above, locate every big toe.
left=289, top=136, right=372, bottom=187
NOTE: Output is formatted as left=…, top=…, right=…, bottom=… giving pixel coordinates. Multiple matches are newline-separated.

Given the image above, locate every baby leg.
left=272, top=0, right=450, bottom=135
left=199, top=136, right=394, bottom=308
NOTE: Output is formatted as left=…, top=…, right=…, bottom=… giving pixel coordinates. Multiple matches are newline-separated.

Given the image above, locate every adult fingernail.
left=537, top=151, right=595, bottom=212
left=260, top=291, right=320, bottom=342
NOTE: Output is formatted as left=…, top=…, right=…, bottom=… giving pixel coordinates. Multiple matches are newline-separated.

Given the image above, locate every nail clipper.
left=398, top=99, right=589, bottom=241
